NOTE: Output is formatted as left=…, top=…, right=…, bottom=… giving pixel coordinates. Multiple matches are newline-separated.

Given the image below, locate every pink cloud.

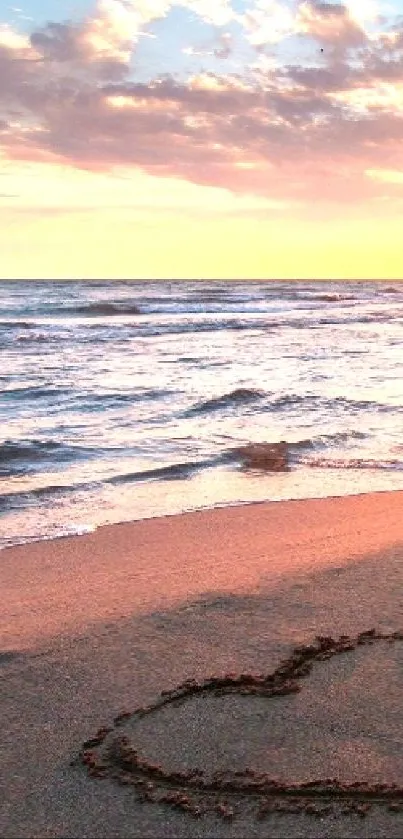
left=1, top=5, right=403, bottom=211
left=297, top=1, right=366, bottom=49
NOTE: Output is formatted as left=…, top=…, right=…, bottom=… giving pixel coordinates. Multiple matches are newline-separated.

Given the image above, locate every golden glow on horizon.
left=2, top=191, right=403, bottom=280
left=0, top=162, right=291, bottom=212
left=366, top=168, right=403, bottom=185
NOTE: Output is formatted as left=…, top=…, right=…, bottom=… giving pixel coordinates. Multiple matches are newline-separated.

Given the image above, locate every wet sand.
left=1, top=490, right=403, bottom=837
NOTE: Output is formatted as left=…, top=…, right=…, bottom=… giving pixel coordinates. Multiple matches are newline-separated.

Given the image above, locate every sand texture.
left=1, top=491, right=403, bottom=838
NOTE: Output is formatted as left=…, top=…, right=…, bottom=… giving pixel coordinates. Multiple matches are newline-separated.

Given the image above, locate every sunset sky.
left=2, top=0, right=403, bottom=279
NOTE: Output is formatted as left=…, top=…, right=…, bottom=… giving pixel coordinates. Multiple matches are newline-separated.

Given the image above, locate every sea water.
left=1, top=279, right=403, bottom=549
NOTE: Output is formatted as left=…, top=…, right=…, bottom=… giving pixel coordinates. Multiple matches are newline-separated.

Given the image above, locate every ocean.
left=1, top=279, right=403, bottom=550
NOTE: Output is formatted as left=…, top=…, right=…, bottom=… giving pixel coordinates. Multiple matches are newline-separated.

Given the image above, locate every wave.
left=74, top=302, right=141, bottom=316
left=290, top=430, right=368, bottom=450
left=0, top=329, right=50, bottom=347
left=0, top=320, right=34, bottom=329
left=15, top=333, right=51, bottom=345
left=268, top=394, right=311, bottom=410
left=0, top=479, right=98, bottom=512
left=0, top=439, right=64, bottom=462
left=228, top=442, right=403, bottom=473
left=329, top=396, right=403, bottom=413
left=3, top=385, right=70, bottom=400
left=141, top=319, right=271, bottom=336
left=12, top=310, right=398, bottom=340
left=184, top=388, right=266, bottom=417
left=77, top=387, right=175, bottom=405
left=297, top=293, right=357, bottom=303
left=302, top=456, right=403, bottom=470
left=0, top=459, right=212, bottom=512
left=2, top=441, right=402, bottom=516
left=317, top=293, right=356, bottom=302
left=121, top=312, right=401, bottom=339
left=107, top=459, right=210, bottom=485
left=2, top=385, right=175, bottom=411
left=227, top=430, right=370, bottom=463
left=71, top=389, right=177, bottom=415
left=65, top=316, right=272, bottom=337
left=183, top=389, right=400, bottom=421
left=267, top=393, right=401, bottom=413
left=0, top=438, right=94, bottom=476
left=0, top=523, right=97, bottom=550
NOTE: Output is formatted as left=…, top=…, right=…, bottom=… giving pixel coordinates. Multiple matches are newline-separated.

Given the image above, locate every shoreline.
left=2, top=488, right=403, bottom=653
left=3, top=464, right=403, bottom=553
left=2, top=482, right=403, bottom=553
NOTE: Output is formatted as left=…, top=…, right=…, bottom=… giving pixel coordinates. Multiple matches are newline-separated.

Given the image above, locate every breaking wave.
left=290, top=430, right=368, bottom=450
left=1, top=438, right=64, bottom=463
left=0, top=480, right=98, bottom=512
left=184, top=388, right=266, bottom=416
left=73, top=302, right=141, bottom=316
left=297, top=292, right=357, bottom=303
left=107, top=460, right=211, bottom=485
left=0, top=458, right=214, bottom=513
left=0, top=438, right=94, bottom=476
left=303, top=456, right=403, bottom=470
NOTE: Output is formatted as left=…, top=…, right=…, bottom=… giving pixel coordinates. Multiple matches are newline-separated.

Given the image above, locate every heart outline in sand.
left=74, top=629, right=403, bottom=821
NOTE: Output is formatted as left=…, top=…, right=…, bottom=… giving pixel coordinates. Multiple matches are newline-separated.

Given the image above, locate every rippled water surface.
left=1, top=279, right=403, bottom=548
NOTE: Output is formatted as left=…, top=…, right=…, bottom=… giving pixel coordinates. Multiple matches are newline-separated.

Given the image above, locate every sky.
left=2, top=1, right=403, bottom=279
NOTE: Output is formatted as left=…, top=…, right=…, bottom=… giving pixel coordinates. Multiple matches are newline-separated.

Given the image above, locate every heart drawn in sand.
left=74, top=629, right=403, bottom=821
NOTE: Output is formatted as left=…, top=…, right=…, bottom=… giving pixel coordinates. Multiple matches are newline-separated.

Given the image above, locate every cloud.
left=0, top=23, right=32, bottom=50
left=296, top=1, right=366, bottom=50
left=79, top=0, right=235, bottom=62
left=239, top=0, right=296, bottom=47
left=81, top=0, right=173, bottom=63
left=345, top=0, right=380, bottom=28
left=185, top=0, right=235, bottom=27
left=214, top=32, right=232, bottom=58
left=182, top=31, right=232, bottom=59
left=2, top=2, right=403, bottom=210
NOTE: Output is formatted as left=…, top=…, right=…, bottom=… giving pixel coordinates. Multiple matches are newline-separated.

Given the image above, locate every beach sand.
left=1, top=490, right=403, bottom=838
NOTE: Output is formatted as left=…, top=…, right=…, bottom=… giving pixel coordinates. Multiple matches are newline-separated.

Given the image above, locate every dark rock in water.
left=237, top=442, right=289, bottom=471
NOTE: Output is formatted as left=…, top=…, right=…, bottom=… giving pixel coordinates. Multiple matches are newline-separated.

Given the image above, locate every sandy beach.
left=2, top=490, right=403, bottom=838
